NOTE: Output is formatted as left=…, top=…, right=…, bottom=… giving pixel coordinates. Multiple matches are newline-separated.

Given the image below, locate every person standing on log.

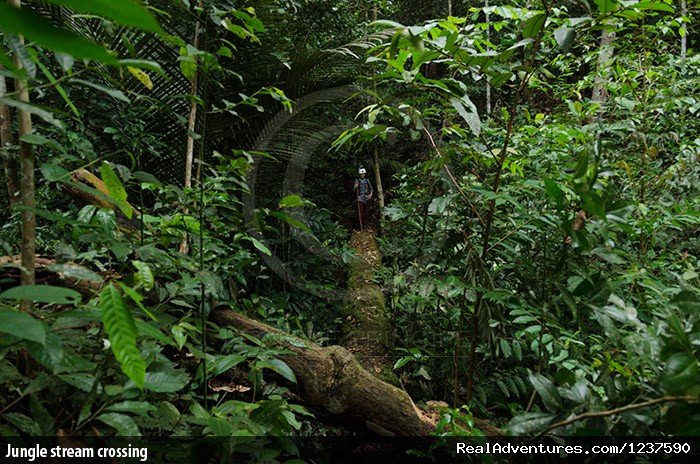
left=354, top=166, right=373, bottom=230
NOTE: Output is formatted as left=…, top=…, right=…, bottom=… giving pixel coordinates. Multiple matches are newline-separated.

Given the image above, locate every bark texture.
left=0, top=74, right=20, bottom=206
left=212, top=308, right=435, bottom=436
left=9, top=0, right=36, bottom=311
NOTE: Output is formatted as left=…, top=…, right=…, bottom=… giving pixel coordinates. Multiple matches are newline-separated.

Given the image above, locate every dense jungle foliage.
left=0, top=0, right=699, bottom=461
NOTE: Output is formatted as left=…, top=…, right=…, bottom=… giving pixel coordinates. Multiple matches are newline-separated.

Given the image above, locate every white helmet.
left=358, top=167, right=366, bottom=174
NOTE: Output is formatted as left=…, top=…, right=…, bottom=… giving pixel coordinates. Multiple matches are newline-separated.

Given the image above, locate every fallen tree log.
left=213, top=307, right=436, bottom=436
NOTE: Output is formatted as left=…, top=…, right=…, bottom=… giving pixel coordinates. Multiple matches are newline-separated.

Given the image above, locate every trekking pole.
left=356, top=195, right=363, bottom=231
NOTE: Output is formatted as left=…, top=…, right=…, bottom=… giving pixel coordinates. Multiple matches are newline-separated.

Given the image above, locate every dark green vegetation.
left=0, top=0, right=698, bottom=461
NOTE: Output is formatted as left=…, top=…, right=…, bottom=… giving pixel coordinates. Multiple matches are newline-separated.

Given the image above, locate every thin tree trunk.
left=680, top=0, right=687, bottom=59
left=485, top=0, right=491, bottom=115
left=372, top=145, right=385, bottom=233
left=591, top=28, right=616, bottom=103
left=9, top=0, right=36, bottom=312
left=448, top=0, right=452, bottom=16
left=0, top=73, right=20, bottom=206
left=371, top=5, right=385, bottom=234
left=180, top=0, right=205, bottom=254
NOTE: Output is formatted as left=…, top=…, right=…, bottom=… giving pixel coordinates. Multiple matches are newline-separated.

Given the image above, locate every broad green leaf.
left=208, top=417, right=232, bottom=436
left=4, top=413, right=41, bottom=436
left=543, top=178, right=565, bottom=209
left=0, top=3, right=117, bottom=64
left=269, top=211, right=312, bottom=233
left=0, top=285, right=81, bottom=305
left=671, top=291, right=699, bottom=313
left=27, top=332, right=63, bottom=368
left=40, top=163, right=71, bottom=182
left=661, top=353, right=700, bottom=394
left=522, top=13, right=546, bottom=39
left=40, top=0, right=162, bottom=34
left=57, top=373, right=98, bottom=392
left=214, top=354, right=246, bottom=375
left=0, top=98, right=63, bottom=127
left=100, top=283, right=145, bottom=388
left=0, top=310, right=46, bottom=344
left=507, top=412, right=555, bottom=434
left=100, top=162, right=133, bottom=219
left=127, top=66, right=153, bottom=90
left=279, top=194, right=304, bottom=208
left=632, top=1, right=673, bottom=13
left=449, top=97, right=481, bottom=136
left=132, top=261, right=154, bottom=291
left=247, top=236, right=271, bottom=256
left=96, top=413, right=140, bottom=436
left=47, top=263, right=102, bottom=282
left=595, top=0, right=618, bottom=14
left=257, top=359, right=296, bottom=383
left=72, top=79, right=130, bottom=103
left=140, top=371, right=189, bottom=393
left=104, top=401, right=155, bottom=416
left=5, top=34, right=36, bottom=79
left=528, top=371, right=563, bottom=412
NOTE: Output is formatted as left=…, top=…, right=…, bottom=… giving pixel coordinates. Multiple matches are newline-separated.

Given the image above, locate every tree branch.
left=538, top=396, right=698, bottom=436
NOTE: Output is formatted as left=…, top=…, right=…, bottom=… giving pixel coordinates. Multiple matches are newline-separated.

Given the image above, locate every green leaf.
left=507, top=412, right=555, bottom=434
left=132, top=261, right=154, bottom=291
left=449, top=97, right=480, bottom=136
left=0, top=3, right=117, bottom=64
left=0, top=310, right=46, bottom=344
left=100, top=283, right=145, bottom=388
left=27, top=332, right=63, bottom=368
left=104, top=401, right=155, bottom=416
left=96, top=413, right=140, bottom=436
left=57, top=373, right=98, bottom=392
left=40, top=0, right=163, bottom=34
left=594, top=0, right=619, bottom=14
left=208, top=417, right=232, bottom=436
left=0, top=98, right=63, bottom=127
left=522, top=13, right=546, bottom=39
left=0, top=285, right=81, bottom=305
left=279, top=194, right=304, bottom=208
left=214, top=354, right=246, bottom=375
left=140, top=371, right=189, bottom=393
left=246, top=236, right=271, bottom=256
left=257, top=359, right=296, bottom=383
left=4, top=413, right=42, bottom=436
left=528, top=371, right=563, bottom=412
left=47, top=263, right=102, bottom=282
left=631, top=1, right=673, bottom=13
left=543, top=178, right=565, bottom=209
left=269, top=211, right=312, bottom=233
left=661, top=353, right=700, bottom=395
left=671, top=291, right=699, bottom=313
left=71, top=79, right=130, bottom=103
left=100, top=162, right=133, bottom=219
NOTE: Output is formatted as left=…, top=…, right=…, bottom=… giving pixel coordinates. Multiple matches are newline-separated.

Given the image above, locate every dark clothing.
left=354, top=176, right=373, bottom=229
left=358, top=200, right=370, bottom=227
left=354, top=177, right=373, bottom=203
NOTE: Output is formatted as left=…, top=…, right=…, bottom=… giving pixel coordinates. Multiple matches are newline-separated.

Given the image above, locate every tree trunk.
left=212, top=308, right=435, bottom=436
left=371, top=146, right=385, bottom=233
left=9, top=0, right=36, bottom=312
left=680, top=0, right=687, bottom=59
left=180, top=0, right=205, bottom=254
left=485, top=0, right=491, bottom=115
left=0, top=73, right=20, bottom=206
left=591, top=28, right=616, bottom=103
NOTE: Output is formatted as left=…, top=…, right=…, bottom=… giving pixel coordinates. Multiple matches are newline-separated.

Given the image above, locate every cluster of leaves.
left=347, top=0, right=699, bottom=436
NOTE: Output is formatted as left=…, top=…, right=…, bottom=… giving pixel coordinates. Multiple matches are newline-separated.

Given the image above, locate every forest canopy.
left=0, top=0, right=698, bottom=462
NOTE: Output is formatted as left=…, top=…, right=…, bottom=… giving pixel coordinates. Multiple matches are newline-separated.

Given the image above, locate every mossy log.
left=212, top=308, right=436, bottom=436
left=343, top=231, right=397, bottom=384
